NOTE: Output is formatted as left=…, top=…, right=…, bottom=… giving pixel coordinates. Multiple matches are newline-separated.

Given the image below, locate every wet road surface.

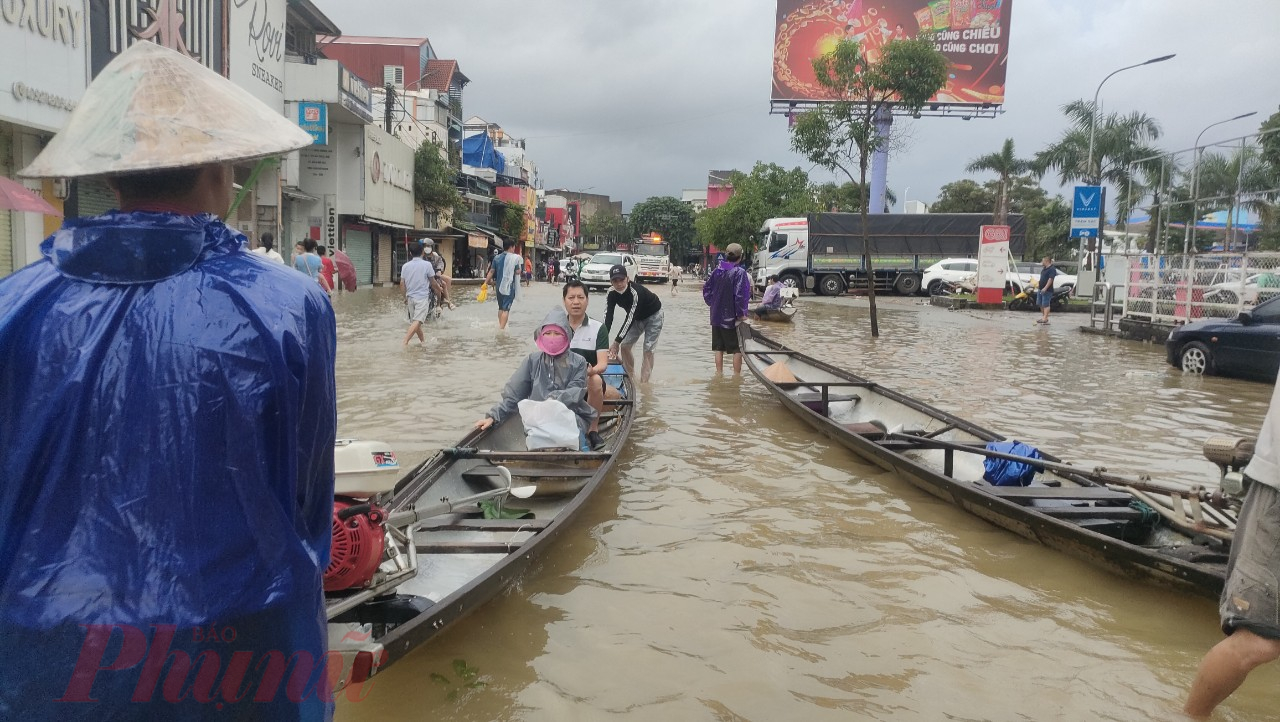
left=331, top=282, right=1276, bottom=721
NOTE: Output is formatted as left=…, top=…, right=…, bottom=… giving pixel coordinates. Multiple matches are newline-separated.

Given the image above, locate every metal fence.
left=1119, top=252, right=1280, bottom=324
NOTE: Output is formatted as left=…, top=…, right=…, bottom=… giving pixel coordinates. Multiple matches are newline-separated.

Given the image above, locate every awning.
left=361, top=216, right=414, bottom=230
left=281, top=186, right=319, bottom=203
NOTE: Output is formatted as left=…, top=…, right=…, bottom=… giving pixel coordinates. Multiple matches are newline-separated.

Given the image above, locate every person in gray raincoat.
left=474, top=307, right=598, bottom=444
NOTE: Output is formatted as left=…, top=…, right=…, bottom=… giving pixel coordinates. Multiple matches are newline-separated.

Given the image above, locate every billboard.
left=772, top=0, right=1013, bottom=107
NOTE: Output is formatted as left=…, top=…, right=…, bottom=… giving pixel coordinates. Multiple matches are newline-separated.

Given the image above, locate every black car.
left=1166, top=296, right=1280, bottom=382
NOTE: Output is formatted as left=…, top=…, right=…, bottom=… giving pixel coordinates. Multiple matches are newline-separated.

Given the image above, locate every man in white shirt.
left=483, top=238, right=523, bottom=330
left=401, top=241, right=440, bottom=346
left=250, top=232, right=284, bottom=264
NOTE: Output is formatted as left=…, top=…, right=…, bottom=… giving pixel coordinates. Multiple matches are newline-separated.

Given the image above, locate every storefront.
left=356, top=124, right=415, bottom=286
left=0, top=1, right=90, bottom=276
left=284, top=58, right=375, bottom=272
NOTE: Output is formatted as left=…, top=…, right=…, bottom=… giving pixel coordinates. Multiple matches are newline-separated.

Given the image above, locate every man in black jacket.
left=604, top=264, right=664, bottom=382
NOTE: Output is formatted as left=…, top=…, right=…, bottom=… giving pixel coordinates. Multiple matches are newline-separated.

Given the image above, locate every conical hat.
left=21, top=41, right=313, bottom=178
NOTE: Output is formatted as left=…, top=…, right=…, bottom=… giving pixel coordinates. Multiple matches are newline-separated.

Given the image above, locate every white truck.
left=751, top=217, right=809, bottom=290
left=634, top=233, right=671, bottom=284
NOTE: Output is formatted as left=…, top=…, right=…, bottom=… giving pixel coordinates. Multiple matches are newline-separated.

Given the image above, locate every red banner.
left=772, top=0, right=1013, bottom=107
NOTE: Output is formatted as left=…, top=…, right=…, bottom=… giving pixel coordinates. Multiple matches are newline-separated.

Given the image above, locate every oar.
left=882, top=429, right=1210, bottom=497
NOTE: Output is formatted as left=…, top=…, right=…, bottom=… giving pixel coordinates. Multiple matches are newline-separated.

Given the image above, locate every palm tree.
left=966, top=138, right=1029, bottom=225
left=1032, top=100, right=1164, bottom=227
left=1192, top=147, right=1276, bottom=249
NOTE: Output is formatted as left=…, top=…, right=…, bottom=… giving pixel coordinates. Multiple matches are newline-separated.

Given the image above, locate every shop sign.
left=228, top=0, right=286, bottom=112
left=339, top=66, right=372, bottom=124
left=90, top=1, right=223, bottom=77
left=362, top=124, right=413, bottom=226
left=297, top=101, right=327, bottom=145
left=976, top=225, right=1010, bottom=304
left=1, top=0, right=89, bottom=129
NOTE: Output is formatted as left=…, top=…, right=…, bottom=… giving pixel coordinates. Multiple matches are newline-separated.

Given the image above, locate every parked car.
left=1166, top=295, right=1280, bottom=381
left=1014, top=262, right=1077, bottom=295
left=579, top=252, right=638, bottom=291
left=1202, top=272, right=1280, bottom=306
left=921, top=258, right=978, bottom=295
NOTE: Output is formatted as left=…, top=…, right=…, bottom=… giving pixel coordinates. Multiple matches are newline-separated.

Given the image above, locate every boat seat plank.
left=455, top=450, right=611, bottom=462
left=420, top=518, right=551, bottom=532
left=983, top=486, right=1133, bottom=502
left=1034, top=506, right=1143, bottom=520
left=791, top=391, right=860, bottom=404
left=416, top=541, right=521, bottom=554
left=505, top=467, right=597, bottom=478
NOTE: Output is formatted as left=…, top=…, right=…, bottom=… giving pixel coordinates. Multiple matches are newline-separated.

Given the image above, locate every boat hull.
left=739, top=325, right=1227, bottom=598
left=326, top=375, right=635, bottom=688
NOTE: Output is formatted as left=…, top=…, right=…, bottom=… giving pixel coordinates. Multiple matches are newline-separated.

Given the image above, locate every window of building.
left=383, top=65, right=404, bottom=87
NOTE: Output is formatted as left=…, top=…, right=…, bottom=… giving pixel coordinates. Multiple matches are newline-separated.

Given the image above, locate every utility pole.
left=384, top=83, right=395, bottom=134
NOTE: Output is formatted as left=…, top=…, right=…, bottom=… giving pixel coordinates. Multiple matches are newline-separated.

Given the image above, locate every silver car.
left=579, top=252, right=638, bottom=291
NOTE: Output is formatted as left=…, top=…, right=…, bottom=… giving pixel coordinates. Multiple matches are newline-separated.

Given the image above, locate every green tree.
left=694, top=162, right=819, bottom=259
left=966, top=138, right=1030, bottom=225
left=493, top=201, right=525, bottom=241
left=628, top=196, right=697, bottom=263
left=413, top=140, right=466, bottom=222
left=582, top=210, right=628, bottom=250
left=1032, top=100, right=1164, bottom=227
left=790, top=37, right=948, bottom=337
left=930, top=179, right=995, bottom=213
left=815, top=181, right=895, bottom=213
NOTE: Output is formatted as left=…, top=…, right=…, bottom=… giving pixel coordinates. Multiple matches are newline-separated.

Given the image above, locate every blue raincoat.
left=0, top=212, right=336, bottom=719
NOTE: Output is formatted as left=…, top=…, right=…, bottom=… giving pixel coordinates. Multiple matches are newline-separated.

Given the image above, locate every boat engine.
left=1203, top=436, right=1255, bottom=497
left=325, top=439, right=401, bottom=592
left=325, top=499, right=387, bottom=591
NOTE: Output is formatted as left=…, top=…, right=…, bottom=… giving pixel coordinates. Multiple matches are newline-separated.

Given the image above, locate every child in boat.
left=474, top=307, right=600, bottom=447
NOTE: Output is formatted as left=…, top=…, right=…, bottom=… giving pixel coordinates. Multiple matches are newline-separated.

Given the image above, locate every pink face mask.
left=536, top=326, right=569, bottom=356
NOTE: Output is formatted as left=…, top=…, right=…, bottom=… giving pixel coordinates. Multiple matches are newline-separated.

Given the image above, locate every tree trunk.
left=859, top=159, right=879, bottom=338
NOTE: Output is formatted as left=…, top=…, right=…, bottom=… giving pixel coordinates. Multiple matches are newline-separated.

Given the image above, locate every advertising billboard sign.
left=1070, top=185, right=1102, bottom=238
left=976, top=224, right=1010, bottom=304
left=297, top=102, right=327, bottom=145
left=772, top=0, right=1013, bottom=108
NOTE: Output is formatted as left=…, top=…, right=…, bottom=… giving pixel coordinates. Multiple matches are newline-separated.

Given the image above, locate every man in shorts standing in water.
left=485, top=238, right=522, bottom=330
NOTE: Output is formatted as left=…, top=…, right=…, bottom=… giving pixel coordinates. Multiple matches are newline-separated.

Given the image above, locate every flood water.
left=332, top=282, right=1275, bottom=722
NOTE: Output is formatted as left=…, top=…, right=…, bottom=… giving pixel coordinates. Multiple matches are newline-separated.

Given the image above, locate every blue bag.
left=982, top=440, right=1043, bottom=487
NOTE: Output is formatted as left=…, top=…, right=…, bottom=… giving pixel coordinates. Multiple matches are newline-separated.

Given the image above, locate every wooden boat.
left=739, top=325, right=1235, bottom=598
left=326, top=372, right=635, bottom=689
left=751, top=305, right=797, bottom=323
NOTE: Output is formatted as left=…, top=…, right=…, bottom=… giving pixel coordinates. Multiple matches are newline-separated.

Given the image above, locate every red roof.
left=322, top=36, right=428, bottom=46
left=419, top=59, right=465, bottom=92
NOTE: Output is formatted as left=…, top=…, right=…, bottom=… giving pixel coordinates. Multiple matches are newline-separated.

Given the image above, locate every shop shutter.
left=0, top=128, right=12, bottom=276
left=376, top=232, right=392, bottom=286
left=75, top=178, right=116, bottom=217
left=344, top=227, right=373, bottom=287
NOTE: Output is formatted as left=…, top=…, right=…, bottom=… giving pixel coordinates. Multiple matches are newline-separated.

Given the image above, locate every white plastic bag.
left=517, top=398, right=580, bottom=450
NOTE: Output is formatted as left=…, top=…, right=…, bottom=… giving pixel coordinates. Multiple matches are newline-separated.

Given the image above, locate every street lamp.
left=1085, top=54, right=1175, bottom=184
left=1183, top=112, right=1257, bottom=254
left=1079, top=54, right=1173, bottom=288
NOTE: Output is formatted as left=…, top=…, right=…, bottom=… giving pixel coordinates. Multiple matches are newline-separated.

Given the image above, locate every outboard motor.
left=1202, top=436, right=1255, bottom=498
left=325, top=439, right=401, bottom=592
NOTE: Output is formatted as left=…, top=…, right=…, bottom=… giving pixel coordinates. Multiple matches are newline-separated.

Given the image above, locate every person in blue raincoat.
left=0, top=42, right=336, bottom=720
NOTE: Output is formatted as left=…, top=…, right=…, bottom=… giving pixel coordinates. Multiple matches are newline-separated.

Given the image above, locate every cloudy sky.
left=321, top=0, right=1280, bottom=212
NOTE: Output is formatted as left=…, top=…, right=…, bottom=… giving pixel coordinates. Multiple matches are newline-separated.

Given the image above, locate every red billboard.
left=772, top=0, right=1013, bottom=107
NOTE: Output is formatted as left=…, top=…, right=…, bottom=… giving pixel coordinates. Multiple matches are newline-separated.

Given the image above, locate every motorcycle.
left=1008, top=283, right=1071, bottom=312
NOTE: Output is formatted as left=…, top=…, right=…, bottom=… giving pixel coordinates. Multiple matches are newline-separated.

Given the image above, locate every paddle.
left=881, top=429, right=1214, bottom=498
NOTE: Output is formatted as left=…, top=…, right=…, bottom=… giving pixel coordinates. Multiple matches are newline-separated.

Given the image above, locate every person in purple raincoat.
left=703, top=242, right=752, bottom=374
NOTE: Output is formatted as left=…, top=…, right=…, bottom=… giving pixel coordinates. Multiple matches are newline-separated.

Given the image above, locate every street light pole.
left=1080, top=54, right=1174, bottom=291
left=1182, top=112, right=1257, bottom=255
left=1085, top=54, right=1175, bottom=184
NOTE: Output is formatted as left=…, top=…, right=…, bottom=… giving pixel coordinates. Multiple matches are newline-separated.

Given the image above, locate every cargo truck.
left=801, top=212, right=1027, bottom=296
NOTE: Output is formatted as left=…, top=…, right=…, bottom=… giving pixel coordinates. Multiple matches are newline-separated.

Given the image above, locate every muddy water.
left=332, top=284, right=1275, bottom=722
